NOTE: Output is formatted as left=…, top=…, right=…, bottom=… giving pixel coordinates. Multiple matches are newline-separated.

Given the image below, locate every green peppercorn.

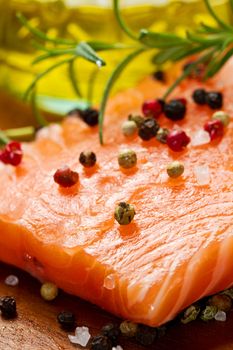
left=90, top=335, right=112, bottom=350
left=79, top=151, right=97, bottom=168
left=135, top=325, right=157, bottom=346
left=121, top=120, right=137, bottom=136
left=156, top=127, right=169, bottom=144
left=40, top=282, right=58, bottom=301
left=128, top=114, right=145, bottom=128
left=120, top=320, right=138, bottom=337
left=118, top=149, right=137, bottom=169
left=212, top=111, right=230, bottom=127
left=181, top=304, right=200, bottom=324
left=200, top=305, right=218, bottom=321
left=208, top=294, right=232, bottom=312
left=166, top=161, right=184, bottom=178
left=114, top=202, right=135, bottom=225
left=221, top=288, right=233, bottom=299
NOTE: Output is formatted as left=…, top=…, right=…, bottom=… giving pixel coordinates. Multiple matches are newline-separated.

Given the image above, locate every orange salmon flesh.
left=0, top=60, right=233, bottom=326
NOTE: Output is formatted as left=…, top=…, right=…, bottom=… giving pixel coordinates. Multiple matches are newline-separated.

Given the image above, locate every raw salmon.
left=0, top=59, right=233, bottom=327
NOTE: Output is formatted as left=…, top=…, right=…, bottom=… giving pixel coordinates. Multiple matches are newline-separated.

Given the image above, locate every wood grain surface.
left=1, top=263, right=233, bottom=350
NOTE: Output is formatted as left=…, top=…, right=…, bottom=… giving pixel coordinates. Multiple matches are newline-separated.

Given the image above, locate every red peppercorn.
left=204, top=119, right=224, bottom=140
left=177, top=98, right=187, bottom=106
left=54, top=166, right=79, bottom=188
left=142, top=99, right=163, bottom=119
left=0, top=141, right=23, bottom=166
left=167, top=130, right=191, bottom=152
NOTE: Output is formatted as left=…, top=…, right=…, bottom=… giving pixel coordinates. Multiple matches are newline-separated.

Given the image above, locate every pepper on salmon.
left=0, top=59, right=233, bottom=327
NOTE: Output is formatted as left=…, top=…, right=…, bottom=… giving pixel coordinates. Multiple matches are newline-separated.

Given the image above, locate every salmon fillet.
left=0, top=59, right=233, bottom=327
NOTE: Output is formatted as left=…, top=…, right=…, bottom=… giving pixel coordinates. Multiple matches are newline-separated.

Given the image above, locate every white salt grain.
left=68, top=326, right=91, bottom=347
left=112, top=346, right=123, bottom=350
left=104, top=274, right=116, bottom=290
left=194, top=165, right=210, bottom=185
left=5, top=275, right=19, bottom=287
left=191, top=130, right=210, bottom=146
left=214, top=310, right=226, bottom=322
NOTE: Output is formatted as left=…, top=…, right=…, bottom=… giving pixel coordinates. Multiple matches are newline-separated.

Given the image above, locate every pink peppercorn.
left=204, top=119, right=224, bottom=140
left=167, top=130, right=191, bottom=152
left=142, top=99, right=163, bottom=119
left=54, top=166, right=79, bottom=188
left=0, top=141, right=23, bottom=166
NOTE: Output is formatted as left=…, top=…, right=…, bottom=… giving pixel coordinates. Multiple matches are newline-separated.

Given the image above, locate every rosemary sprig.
left=13, top=0, right=233, bottom=146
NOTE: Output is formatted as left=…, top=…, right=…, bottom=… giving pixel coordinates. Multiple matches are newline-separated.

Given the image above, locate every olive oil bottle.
left=0, top=0, right=231, bottom=107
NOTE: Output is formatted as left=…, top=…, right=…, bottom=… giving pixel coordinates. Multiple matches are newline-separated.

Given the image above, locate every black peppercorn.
left=101, top=324, right=120, bottom=346
left=138, top=118, right=160, bottom=141
left=153, top=70, right=165, bottom=82
left=0, top=296, right=17, bottom=319
left=135, top=325, right=157, bottom=346
left=67, top=107, right=99, bottom=127
left=205, top=91, right=223, bottom=109
left=192, top=89, right=207, bottom=105
left=164, top=99, right=186, bottom=121
left=57, top=311, right=76, bottom=330
left=79, top=151, right=97, bottom=168
left=90, top=335, right=112, bottom=350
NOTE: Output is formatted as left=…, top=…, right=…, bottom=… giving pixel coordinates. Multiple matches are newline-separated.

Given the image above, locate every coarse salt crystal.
left=194, top=165, right=210, bottom=185
left=214, top=310, right=226, bottom=322
left=68, top=326, right=91, bottom=347
left=5, top=275, right=19, bottom=287
left=112, top=346, right=123, bottom=350
left=191, top=130, right=210, bottom=146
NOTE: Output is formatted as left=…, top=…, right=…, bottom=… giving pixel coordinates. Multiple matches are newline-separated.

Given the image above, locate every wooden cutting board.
left=1, top=263, right=233, bottom=350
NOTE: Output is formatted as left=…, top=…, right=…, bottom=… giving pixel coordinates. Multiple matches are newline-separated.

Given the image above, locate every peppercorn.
left=101, top=324, right=120, bottom=346
left=120, top=320, right=138, bottom=337
left=200, top=305, right=218, bottom=321
left=128, top=114, right=144, bottom=128
left=0, top=296, right=17, bottom=319
left=205, top=91, right=223, bottom=109
left=138, top=118, right=160, bottom=141
left=90, top=335, right=112, bottom=350
left=79, top=151, right=97, bottom=168
left=204, top=119, right=224, bottom=140
left=0, top=141, right=23, bottom=167
left=222, top=288, right=233, bottom=299
left=208, top=294, right=232, bottom=312
left=167, top=161, right=184, bottom=178
left=118, top=149, right=137, bottom=169
left=153, top=70, right=165, bottom=82
left=114, top=202, right=135, bottom=225
left=167, top=130, right=191, bottom=152
left=135, top=325, right=157, bottom=346
left=157, top=325, right=167, bottom=338
left=156, top=127, right=169, bottom=144
left=57, top=311, right=76, bottom=330
left=53, top=166, right=79, bottom=188
left=164, top=99, right=186, bottom=121
left=192, top=89, right=207, bottom=105
left=212, top=111, right=230, bottom=127
left=68, top=107, right=99, bottom=127
left=142, top=99, right=163, bottom=119
left=182, top=61, right=205, bottom=79
left=40, top=282, right=58, bottom=301
left=181, top=304, right=200, bottom=324
left=121, top=120, right=137, bottom=136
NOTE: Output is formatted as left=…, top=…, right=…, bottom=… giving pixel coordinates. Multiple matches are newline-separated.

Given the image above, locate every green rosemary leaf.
left=32, top=48, right=76, bottom=65
left=186, top=31, right=222, bottom=45
left=24, top=58, right=73, bottom=100
left=205, top=46, right=233, bottom=78
left=0, top=130, right=9, bottom=146
left=203, top=0, right=232, bottom=30
left=68, top=59, right=82, bottom=97
left=199, top=22, right=223, bottom=34
left=16, top=12, right=76, bottom=45
left=5, top=127, right=35, bottom=140
left=172, top=45, right=206, bottom=61
left=99, top=48, right=144, bottom=144
left=31, top=89, right=48, bottom=127
left=76, top=42, right=106, bottom=66
left=113, top=0, right=138, bottom=40
left=152, top=47, right=184, bottom=65
left=139, top=29, right=190, bottom=48
left=87, top=41, right=134, bottom=51
left=87, top=68, right=99, bottom=104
